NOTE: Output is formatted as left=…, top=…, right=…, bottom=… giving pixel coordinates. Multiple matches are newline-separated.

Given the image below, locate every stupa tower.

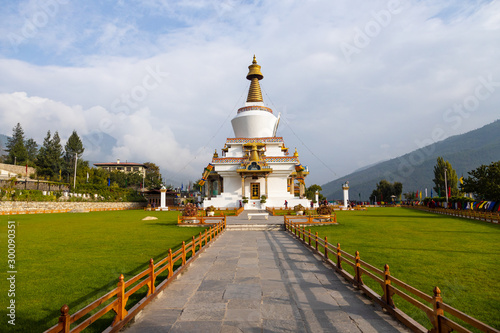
left=199, top=56, right=310, bottom=209
left=231, top=56, right=279, bottom=138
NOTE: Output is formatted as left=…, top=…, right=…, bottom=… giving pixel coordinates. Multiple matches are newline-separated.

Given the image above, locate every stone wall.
left=0, top=179, right=70, bottom=191
left=0, top=201, right=146, bottom=212
left=0, top=163, right=36, bottom=178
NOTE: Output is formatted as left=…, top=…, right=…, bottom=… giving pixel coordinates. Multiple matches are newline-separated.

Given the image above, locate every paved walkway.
left=125, top=222, right=409, bottom=332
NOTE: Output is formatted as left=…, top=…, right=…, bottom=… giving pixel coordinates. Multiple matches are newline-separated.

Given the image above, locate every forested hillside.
left=322, top=120, right=500, bottom=201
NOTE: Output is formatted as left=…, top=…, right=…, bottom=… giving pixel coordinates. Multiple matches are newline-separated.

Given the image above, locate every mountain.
left=322, top=119, right=500, bottom=201
left=0, top=134, right=10, bottom=156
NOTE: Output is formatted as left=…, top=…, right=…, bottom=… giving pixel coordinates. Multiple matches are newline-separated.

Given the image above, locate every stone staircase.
left=226, top=223, right=283, bottom=231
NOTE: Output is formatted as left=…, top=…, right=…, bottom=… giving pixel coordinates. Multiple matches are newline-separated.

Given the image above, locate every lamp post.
left=444, top=167, right=448, bottom=204
left=73, top=153, right=78, bottom=189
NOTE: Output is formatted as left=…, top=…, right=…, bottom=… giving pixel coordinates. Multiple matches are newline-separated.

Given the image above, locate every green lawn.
left=0, top=210, right=208, bottom=332
left=307, top=207, right=500, bottom=331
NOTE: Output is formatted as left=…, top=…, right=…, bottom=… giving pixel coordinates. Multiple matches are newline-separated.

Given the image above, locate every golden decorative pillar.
left=290, top=177, right=295, bottom=196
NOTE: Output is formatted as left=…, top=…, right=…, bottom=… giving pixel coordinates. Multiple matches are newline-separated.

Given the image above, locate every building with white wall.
left=200, top=57, right=310, bottom=210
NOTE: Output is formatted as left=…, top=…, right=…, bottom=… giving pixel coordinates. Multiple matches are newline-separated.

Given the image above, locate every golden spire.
left=246, top=55, right=264, bottom=103
left=293, top=148, right=299, bottom=157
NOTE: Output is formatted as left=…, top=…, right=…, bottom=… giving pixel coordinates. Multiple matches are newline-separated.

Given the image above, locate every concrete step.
left=226, top=224, right=284, bottom=231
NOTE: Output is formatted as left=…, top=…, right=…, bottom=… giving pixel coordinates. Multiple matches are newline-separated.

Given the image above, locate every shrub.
left=182, top=203, right=198, bottom=217
left=260, top=195, right=267, bottom=203
left=317, top=204, right=332, bottom=215
left=294, top=204, right=305, bottom=212
left=206, top=205, right=216, bottom=212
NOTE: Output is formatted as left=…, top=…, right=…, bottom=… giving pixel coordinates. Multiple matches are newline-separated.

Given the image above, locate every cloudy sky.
left=0, top=0, right=499, bottom=186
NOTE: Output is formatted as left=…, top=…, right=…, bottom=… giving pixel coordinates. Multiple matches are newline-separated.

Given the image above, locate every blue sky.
left=1, top=0, right=499, bottom=186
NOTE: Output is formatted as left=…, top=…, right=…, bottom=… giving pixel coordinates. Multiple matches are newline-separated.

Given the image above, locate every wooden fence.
left=284, top=221, right=499, bottom=333
left=43, top=221, right=226, bottom=333
left=284, top=214, right=337, bottom=225
left=178, top=215, right=226, bottom=225
left=404, top=205, right=499, bottom=223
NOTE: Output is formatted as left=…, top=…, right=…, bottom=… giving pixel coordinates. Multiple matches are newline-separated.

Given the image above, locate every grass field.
left=307, top=208, right=500, bottom=331
left=0, top=210, right=208, bottom=332
left=1, top=207, right=498, bottom=332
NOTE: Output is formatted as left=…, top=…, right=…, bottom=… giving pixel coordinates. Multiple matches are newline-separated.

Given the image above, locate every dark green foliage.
left=305, top=184, right=325, bottom=201
left=36, top=131, right=64, bottom=180
left=144, top=162, right=162, bottom=188
left=462, top=161, right=500, bottom=201
left=433, top=157, right=459, bottom=197
left=63, top=130, right=85, bottom=177
left=5, top=123, right=28, bottom=164
left=369, top=180, right=403, bottom=202
left=25, top=138, right=38, bottom=166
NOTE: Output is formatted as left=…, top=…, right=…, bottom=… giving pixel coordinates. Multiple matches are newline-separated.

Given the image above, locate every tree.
left=305, top=184, right=324, bottom=201
left=369, top=180, right=403, bottom=202
left=36, top=131, right=64, bottom=180
left=433, top=157, right=459, bottom=197
left=5, top=123, right=28, bottom=165
left=144, top=162, right=162, bottom=189
left=25, top=138, right=38, bottom=166
left=63, top=130, right=85, bottom=178
left=461, top=161, right=500, bottom=201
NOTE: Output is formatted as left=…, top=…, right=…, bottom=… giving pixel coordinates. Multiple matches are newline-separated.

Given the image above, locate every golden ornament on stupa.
left=246, top=55, right=264, bottom=103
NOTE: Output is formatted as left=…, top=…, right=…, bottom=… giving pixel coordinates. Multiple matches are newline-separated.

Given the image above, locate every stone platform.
left=124, top=217, right=409, bottom=333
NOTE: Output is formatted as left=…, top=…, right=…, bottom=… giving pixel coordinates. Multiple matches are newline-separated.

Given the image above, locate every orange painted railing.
left=404, top=205, right=499, bottom=223
left=283, top=214, right=337, bottom=225
left=177, top=215, right=227, bottom=225
left=284, top=221, right=499, bottom=333
left=44, top=221, right=226, bottom=333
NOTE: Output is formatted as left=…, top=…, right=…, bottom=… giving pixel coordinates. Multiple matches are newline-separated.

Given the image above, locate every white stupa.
left=200, top=56, right=310, bottom=210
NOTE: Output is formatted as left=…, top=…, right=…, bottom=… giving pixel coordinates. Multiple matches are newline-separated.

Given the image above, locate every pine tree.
left=36, top=131, right=64, bottom=180
left=433, top=157, right=459, bottom=197
left=6, top=123, right=28, bottom=165
left=25, top=138, right=38, bottom=166
left=64, top=130, right=85, bottom=177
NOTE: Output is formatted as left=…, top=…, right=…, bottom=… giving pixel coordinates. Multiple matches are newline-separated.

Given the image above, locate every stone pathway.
left=125, top=225, right=409, bottom=332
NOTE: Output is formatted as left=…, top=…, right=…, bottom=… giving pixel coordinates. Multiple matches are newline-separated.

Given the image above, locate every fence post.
left=324, top=236, right=328, bottom=260
left=354, top=251, right=363, bottom=286
left=182, top=241, right=186, bottom=265
left=192, top=236, right=196, bottom=256
left=204, top=229, right=208, bottom=247
left=209, top=226, right=212, bottom=242
left=59, top=304, right=70, bottom=333
left=336, top=243, right=342, bottom=269
left=431, top=286, right=444, bottom=333
left=383, top=264, right=394, bottom=307
left=308, top=229, right=312, bottom=246
left=168, top=249, right=173, bottom=278
left=148, top=258, right=156, bottom=296
left=315, top=232, right=318, bottom=251
left=302, top=226, right=306, bottom=242
left=114, top=274, right=128, bottom=325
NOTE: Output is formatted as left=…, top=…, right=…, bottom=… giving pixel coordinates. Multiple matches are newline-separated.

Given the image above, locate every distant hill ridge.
left=322, top=119, right=500, bottom=200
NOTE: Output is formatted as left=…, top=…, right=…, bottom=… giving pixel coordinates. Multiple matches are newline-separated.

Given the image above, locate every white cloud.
left=0, top=0, right=499, bottom=185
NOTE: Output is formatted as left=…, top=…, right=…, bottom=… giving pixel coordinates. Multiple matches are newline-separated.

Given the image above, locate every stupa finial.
left=246, top=55, right=264, bottom=103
